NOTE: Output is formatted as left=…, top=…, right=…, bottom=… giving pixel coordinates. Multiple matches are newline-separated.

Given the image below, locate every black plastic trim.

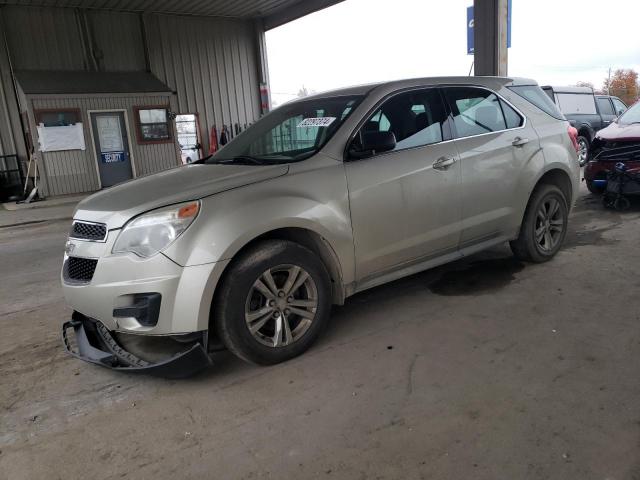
left=62, top=312, right=211, bottom=379
left=113, top=293, right=161, bottom=327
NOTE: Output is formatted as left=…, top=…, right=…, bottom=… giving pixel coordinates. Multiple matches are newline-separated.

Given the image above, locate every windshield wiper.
left=209, top=155, right=266, bottom=166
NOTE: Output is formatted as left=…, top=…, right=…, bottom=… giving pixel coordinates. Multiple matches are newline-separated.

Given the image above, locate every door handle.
left=512, top=137, right=529, bottom=147
left=433, top=156, right=457, bottom=171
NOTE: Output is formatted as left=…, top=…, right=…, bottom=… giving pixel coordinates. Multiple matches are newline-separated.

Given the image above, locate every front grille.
left=70, top=221, right=107, bottom=241
left=64, top=257, right=98, bottom=283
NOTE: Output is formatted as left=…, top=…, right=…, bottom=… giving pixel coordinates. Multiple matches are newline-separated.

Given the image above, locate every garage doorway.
left=90, top=111, right=134, bottom=187
left=175, top=114, right=203, bottom=164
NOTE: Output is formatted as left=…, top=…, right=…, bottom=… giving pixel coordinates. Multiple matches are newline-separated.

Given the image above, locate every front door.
left=90, top=111, right=133, bottom=187
left=345, top=87, right=462, bottom=284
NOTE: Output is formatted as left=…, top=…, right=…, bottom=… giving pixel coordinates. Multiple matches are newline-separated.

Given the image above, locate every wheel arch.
left=534, top=168, right=574, bottom=206
left=207, top=226, right=347, bottom=334
left=577, top=124, right=594, bottom=142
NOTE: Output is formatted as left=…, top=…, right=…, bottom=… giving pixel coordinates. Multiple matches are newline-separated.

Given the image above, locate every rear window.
left=508, top=85, right=564, bottom=120
left=556, top=93, right=597, bottom=115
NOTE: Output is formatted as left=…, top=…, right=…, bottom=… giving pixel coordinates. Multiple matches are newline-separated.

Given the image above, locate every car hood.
left=74, top=163, right=289, bottom=229
left=596, top=122, right=640, bottom=142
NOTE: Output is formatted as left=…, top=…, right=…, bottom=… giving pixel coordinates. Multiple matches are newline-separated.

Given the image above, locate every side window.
left=596, top=97, right=615, bottom=116
left=357, top=88, right=448, bottom=153
left=444, top=87, right=507, bottom=138
left=500, top=99, right=524, bottom=129
left=612, top=98, right=627, bottom=115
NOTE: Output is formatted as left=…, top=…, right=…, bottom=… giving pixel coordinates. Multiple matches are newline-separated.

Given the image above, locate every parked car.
left=61, top=77, right=580, bottom=377
left=542, top=86, right=627, bottom=166
left=584, top=99, right=640, bottom=194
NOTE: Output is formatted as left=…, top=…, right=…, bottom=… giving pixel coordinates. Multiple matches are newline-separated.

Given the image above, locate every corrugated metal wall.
left=88, top=10, right=147, bottom=72
left=0, top=8, right=26, bottom=160
left=146, top=14, right=262, bottom=153
left=3, top=7, right=86, bottom=70
left=0, top=5, right=264, bottom=195
left=30, top=95, right=177, bottom=196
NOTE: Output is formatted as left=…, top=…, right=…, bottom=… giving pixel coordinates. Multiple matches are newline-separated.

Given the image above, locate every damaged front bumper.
left=62, top=312, right=212, bottom=379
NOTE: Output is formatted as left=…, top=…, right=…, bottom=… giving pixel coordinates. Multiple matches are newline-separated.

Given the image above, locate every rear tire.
left=510, top=184, right=569, bottom=263
left=214, top=239, right=331, bottom=365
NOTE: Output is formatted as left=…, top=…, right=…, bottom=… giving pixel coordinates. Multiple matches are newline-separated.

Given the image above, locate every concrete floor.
left=1, top=185, right=639, bottom=480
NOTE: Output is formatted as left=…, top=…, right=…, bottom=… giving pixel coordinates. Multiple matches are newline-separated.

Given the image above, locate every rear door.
left=596, top=97, right=617, bottom=129
left=442, top=86, right=540, bottom=247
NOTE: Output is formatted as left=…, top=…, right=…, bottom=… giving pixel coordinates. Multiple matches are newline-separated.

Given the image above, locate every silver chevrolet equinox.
left=62, top=77, right=580, bottom=377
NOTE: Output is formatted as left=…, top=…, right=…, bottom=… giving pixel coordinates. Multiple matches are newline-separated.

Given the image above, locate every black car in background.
left=542, top=86, right=627, bottom=165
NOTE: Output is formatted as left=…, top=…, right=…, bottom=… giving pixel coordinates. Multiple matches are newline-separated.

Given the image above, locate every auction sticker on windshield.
left=298, top=117, right=336, bottom=128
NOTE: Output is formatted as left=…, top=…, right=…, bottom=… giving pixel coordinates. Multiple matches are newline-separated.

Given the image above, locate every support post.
left=473, top=0, right=508, bottom=76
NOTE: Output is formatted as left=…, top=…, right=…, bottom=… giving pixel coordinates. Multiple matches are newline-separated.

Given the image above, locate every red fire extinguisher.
left=209, top=126, right=218, bottom=154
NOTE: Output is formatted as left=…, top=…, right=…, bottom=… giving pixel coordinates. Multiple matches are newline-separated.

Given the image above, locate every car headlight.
left=112, top=201, right=200, bottom=258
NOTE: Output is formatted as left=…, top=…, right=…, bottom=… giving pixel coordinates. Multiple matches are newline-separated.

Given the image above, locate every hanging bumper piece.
left=62, top=312, right=212, bottom=379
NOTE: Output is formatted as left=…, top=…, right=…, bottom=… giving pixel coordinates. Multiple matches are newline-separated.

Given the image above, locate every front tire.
left=578, top=136, right=589, bottom=167
left=214, top=239, right=332, bottom=365
left=510, top=184, right=569, bottom=263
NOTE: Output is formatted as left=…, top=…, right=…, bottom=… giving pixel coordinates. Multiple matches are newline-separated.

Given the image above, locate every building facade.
left=0, top=1, right=342, bottom=197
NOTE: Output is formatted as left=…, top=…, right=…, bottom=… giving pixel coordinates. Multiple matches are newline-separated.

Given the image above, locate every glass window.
left=617, top=101, right=640, bottom=125
left=555, top=93, right=597, bottom=115
left=596, top=97, right=615, bottom=116
left=444, top=87, right=507, bottom=138
left=135, top=107, right=171, bottom=143
left=500, top=99, right=524, bottom=129
left=35, top=109, right=81, bottom=127
left=355, top=88, right=447, bottom=153
left=612, top=98, right=628, bottom=115
left=508, top=85, right=564, bottom=120
left=206, top=95, right=362, bottom=164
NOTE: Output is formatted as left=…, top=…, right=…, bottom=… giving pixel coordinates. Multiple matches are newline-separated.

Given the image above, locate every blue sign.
left=100, top=151, right=127, bottom=163
left=467, top=0, right=512, bottom=55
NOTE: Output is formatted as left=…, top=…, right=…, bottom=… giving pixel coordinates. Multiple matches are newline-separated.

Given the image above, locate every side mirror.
left=349, top=131, right=396, bottom=159
left=617, top=109, right=625, bottom=116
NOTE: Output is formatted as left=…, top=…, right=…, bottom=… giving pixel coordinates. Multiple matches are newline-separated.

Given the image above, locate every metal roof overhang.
left=0, top=0, right=345, bottom=30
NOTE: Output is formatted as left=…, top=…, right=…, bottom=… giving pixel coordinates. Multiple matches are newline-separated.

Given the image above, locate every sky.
left=266, top=0, right=640, bottom=106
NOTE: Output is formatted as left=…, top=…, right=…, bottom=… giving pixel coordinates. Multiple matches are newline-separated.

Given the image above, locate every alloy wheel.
left=244, top=265, right=318, bottom=348
left=578, top=138, right=588, bottom=166
left=535, top=197, right=565, bottom=252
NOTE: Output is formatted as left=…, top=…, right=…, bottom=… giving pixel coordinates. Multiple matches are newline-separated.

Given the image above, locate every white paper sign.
left=297, top=117, right=336, bottom=128
left=37, top=123, right=86, bottom=152
left=96, top=116, right=124, bottom=152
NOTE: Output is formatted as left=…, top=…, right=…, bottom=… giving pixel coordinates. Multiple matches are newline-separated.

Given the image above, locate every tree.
left=602, top=69, right=639, bottom=105
left=575, top=81, right=594, bottom=90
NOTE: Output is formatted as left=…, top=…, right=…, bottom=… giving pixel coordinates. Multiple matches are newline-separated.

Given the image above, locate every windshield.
left=206, top=95, right=363, bottom=165
left=618, top=101, right=640, bottom=125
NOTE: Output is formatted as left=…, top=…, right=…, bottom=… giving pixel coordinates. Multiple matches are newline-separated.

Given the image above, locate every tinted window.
left=596, top=97, right=615, bottom=115
left=501, top=99, right=524, bottom=129
left=555, top=93, right=597, bottom=115
left=508, top=85, right=564, bottom=120
left=358, top=88, right=447, bottom=152
left=612, top=98, right=628, bottom=115
left=444, top=87, right=507, bottom=138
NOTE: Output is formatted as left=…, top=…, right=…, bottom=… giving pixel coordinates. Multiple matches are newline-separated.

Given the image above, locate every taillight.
left=567, top=126, right=579, bottom=152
